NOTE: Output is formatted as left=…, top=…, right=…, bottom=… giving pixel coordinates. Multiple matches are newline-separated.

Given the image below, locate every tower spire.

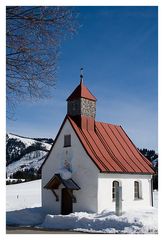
left=80, top=67, right=83, bottom=84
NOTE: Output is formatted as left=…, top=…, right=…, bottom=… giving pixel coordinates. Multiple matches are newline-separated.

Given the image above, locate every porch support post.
left=51, top=189, right=59, bottom=201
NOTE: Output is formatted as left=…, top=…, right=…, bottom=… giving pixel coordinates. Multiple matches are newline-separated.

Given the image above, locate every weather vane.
left=80, top=67, right=83, bottom=83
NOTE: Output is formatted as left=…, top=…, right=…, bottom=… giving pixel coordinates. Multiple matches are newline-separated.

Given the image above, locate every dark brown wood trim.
left=51, top=189, right=59, bottom=201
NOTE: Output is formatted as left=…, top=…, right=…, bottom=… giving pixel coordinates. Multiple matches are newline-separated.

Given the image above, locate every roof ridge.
left=95, top=120, right=120, bottom=127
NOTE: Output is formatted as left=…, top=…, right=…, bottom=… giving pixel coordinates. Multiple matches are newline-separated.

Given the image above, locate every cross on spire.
left=80, top=67, right=83, bottom=84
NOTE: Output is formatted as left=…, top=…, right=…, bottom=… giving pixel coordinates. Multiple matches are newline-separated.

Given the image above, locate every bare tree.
left=6, top=6, right=78, bottom=117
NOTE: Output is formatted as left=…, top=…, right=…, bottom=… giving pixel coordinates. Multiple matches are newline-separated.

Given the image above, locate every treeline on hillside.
left=139, top=148, right=158, bottom=190
left=33, top=138, right=53, bottom=144
left=13, top=167, right=41, bottom=180
left=139, top=149, right=158, bottom=161
left=6, top=168, right=41, bottom=185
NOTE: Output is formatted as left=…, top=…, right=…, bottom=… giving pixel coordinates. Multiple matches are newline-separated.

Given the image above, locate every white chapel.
left=41, top=71, right=154, bottom=215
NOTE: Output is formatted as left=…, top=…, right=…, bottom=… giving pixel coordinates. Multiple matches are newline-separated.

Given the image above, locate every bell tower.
left=67, top=69, right=96, bottom=130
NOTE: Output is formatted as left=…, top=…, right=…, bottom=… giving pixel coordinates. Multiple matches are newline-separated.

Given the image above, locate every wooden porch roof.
left=44, top=173, right=80, bottom=190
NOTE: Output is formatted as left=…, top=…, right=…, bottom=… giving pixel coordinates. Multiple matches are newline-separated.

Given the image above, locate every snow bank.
left=40, top=208, right=157, bottom=233
left=7, top=207, right=46, bottom=226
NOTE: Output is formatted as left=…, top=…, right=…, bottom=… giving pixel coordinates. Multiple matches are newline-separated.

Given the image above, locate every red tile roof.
left=68, top=116, right=154, bottom=174
left=41, top=115, right=154, bottom=174
left=67, top=81, right=96, bottom=101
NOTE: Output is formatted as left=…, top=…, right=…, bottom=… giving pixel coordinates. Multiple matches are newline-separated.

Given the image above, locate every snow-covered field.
left=6, top=180, right=41, bottom=211
left=6, top=180, right=158, bottom=233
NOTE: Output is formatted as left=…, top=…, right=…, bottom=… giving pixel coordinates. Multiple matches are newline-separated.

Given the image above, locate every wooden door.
left=61, top=188, right=73, bottom=215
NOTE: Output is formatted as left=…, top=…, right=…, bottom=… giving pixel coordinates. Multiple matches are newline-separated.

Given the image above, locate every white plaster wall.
left=98, top=173, right=152, bottom=213
left=42, top=119, right=99, bottom=214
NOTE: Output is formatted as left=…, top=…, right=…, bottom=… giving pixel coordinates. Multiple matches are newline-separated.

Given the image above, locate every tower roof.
left=67, top=81, right=96, bottom=101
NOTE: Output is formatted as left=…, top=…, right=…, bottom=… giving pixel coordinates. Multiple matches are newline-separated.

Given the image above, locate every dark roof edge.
left=39, top=115, right=68, bottom=172
left=119, top=126, right=155, bottom=173
left=39, top=115, right=102, bottom=173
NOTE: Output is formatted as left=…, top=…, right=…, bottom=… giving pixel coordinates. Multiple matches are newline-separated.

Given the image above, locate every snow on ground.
left=40, top=208, right=157, bottom=233
left=6, top=179, right=41, bottom=211
left=6, top=151, right=47, bottom=176
left=6, top=207, right=46, bottom=226
left=6, top=180, right=158, bottom=233
left=6, top=180, right=45, bottom=226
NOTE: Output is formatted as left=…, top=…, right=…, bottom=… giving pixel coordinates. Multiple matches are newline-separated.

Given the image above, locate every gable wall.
left=42, top=119, right=99, bottom=214
left=98, top=173, right=152, bottom=212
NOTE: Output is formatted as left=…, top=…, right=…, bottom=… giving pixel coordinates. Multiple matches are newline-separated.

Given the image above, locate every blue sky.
left=7, top=6, right=158, bottom=151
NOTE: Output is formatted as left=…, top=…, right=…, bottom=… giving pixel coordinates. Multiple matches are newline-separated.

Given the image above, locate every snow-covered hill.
left=6, top=150, right=48, bottom=177
left=6, top=133, right=52, bottom=177
left=7, top=133, right=51, bottom=151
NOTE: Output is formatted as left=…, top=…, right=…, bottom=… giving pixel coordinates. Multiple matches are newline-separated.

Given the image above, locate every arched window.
left=134, top=181, right=140, bottom=199
left=112, top=181, right=119, bottom=201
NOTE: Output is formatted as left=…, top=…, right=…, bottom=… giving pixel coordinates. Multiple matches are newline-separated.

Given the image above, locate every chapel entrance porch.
left=44, top=173, right=80, bottom=215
